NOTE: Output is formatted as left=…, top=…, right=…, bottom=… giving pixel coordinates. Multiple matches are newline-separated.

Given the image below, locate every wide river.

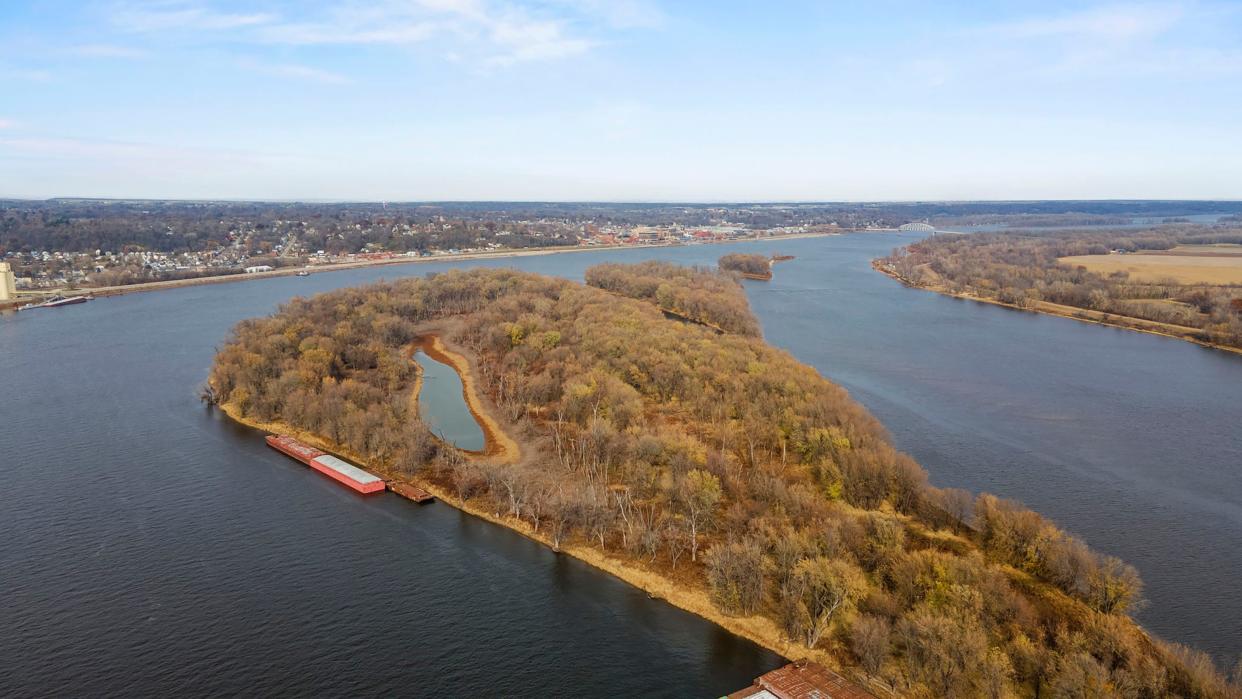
left=1, top=232, right=1239, bottom=695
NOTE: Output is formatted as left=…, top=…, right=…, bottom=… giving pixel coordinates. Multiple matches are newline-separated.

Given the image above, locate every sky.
left=1, top=1, right=1240, bottom=201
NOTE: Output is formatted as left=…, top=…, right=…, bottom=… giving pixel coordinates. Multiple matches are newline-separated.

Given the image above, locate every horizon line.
left=4, top=196, right=1242, bottom=206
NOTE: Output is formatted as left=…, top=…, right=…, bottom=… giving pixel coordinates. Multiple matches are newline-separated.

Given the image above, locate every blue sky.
left=1, top=1, right=1240, bottom=200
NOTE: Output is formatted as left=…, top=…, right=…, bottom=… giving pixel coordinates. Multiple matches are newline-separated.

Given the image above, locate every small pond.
left=413, top=347, right=487, bottom=451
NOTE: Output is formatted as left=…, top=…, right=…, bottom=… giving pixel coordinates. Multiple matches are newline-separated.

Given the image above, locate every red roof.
left=728, top=661, right=875, bottom=699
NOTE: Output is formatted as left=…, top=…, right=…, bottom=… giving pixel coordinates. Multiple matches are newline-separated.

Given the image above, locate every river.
left=1, top=232, right=1239, bottom=695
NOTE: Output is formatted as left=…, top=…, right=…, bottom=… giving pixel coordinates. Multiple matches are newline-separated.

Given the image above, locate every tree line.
left=210, top=265, right=1242, bottom=698
left=584, top=261, right=762, bottom=336
left=718, top=253, right=773, bottom=277
left=880, top=227, right=1242, bottom=349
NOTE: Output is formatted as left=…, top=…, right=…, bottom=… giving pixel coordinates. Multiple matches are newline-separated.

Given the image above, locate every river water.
left=2, top=232, right=1239, bottom=695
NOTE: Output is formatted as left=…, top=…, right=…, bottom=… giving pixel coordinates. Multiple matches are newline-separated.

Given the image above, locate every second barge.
left=265, top=434, right=386, bottom=494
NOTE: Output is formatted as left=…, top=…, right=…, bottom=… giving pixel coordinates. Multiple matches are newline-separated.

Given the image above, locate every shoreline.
left=213, top=402, right=837, bottom=672
left=211, top=331, right=878, bottom=689
left=872, top=261, right=1242, bottom=357
left=15, top=230, right=842, bottom=304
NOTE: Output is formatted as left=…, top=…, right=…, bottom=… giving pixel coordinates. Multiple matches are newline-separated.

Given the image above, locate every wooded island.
left=208, top=263, right=1240, bottom=697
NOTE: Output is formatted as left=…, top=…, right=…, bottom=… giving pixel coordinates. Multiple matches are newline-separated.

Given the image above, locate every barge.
left=18, top=294, right=93, bottom=311
left=390, top=482, right=435, bottom=503
left=265, top=434, right=385, bottom=494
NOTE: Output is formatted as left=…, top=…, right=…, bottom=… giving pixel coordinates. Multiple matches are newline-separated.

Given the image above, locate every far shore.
left=872, top=260, right=1242, bottom=357
left=10, top=229, right=845, bottom=306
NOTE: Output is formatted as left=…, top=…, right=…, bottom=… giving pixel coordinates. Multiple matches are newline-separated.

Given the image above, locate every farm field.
left=1059, top=246, right=1242, bottom=284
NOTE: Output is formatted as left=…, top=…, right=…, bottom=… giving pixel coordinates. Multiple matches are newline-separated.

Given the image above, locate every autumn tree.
left=781, top=557, right=868, bottom=648
left=680, top=469, right=722, bottom=562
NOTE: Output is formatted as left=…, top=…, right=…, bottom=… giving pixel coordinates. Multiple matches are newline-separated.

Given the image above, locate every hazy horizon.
left=4, top=196, right=1242, bottom=206
left=3, top=1, right=1241, bottom=201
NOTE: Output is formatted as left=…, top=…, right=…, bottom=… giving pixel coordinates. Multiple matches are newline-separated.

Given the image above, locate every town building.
left=0, top=262, right=16, bottom=301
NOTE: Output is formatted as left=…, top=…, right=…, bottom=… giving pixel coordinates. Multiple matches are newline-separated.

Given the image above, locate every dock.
left=390, top=482, right=435, bottom=503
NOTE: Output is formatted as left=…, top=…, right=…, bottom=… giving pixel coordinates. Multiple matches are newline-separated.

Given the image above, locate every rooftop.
left=726, top=661, right=875, bottom=699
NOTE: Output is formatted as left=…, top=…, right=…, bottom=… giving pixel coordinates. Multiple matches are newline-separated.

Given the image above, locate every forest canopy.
left=584, top=260, right=762, bottom=336
left=719, top=253, right=773, bottom=278
left=210, top=264, right=1240, bottom=698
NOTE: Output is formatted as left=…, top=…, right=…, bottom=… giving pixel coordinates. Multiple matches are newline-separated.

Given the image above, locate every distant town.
left=4, top=199, right=1241, bottom=295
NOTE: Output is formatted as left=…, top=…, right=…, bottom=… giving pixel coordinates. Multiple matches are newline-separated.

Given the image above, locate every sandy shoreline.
left=210, top=328, right=876, bottom=688
left=19, top=230, right=842, bottom=303
left=872, top=261, right=1242, bottom=357
left=218, top=400, right=848, bottom=675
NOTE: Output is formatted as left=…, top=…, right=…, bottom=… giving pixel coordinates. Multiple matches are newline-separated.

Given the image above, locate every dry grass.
left=1059, top=250, right=1242, bottom=285
left=1162, top=244, right=1242, bottom=256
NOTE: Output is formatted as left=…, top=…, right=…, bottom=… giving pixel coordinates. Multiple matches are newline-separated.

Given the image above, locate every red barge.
left=265, top=435, right=386, bottom=494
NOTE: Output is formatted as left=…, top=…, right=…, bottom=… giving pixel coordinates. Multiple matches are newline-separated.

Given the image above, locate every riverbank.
left=217, top=400, right=877, bottom=687
left=212, top=330, right=881, bottom=694
left=16, top=230, right=842, bottom=305
left=873, top=260, right=1242, bottom=357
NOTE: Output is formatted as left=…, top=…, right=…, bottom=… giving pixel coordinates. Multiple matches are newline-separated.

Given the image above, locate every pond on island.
left=413, top=347, right=487, bottom=452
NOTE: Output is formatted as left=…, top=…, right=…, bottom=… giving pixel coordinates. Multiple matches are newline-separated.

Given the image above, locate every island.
left=207, top=262, right=1236, bottom=697
left=719, top=253, right=775, bottom=280
left=876, top=226, right=1242, bottom=354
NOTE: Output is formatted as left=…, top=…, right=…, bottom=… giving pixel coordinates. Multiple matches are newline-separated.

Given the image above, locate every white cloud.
left=980, top=3, right=1184, bottom=41
left=110, top=1, right=276, bottom=32
left=258, top=21, right=442, bottom=46
left=481, top=12, right=596, bottom=66
left=555, top=0, right=666, bottom=29
left=0, top=66, right=53, bottom=81
left=237, top=59, right=350, bottom=84
left=0, top=119, right=16, bottom=129
left=259, top=1, right=597, bottom=66
left=0, top=136, right=305, bottom=168
left=73, top=44, right=150, bottom=59
left=107, top=0, right=650, bottom=67
left=949, top=2, right=1242, bottom=80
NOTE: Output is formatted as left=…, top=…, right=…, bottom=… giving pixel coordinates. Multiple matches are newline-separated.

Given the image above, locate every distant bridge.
left=898, top=222, right=936, bottom=233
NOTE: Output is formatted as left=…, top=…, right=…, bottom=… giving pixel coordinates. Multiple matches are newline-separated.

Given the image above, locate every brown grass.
left=1059, top=251, right=1242, bottom=285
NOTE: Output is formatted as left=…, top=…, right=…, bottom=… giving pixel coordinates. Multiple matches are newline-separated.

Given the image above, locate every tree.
left=851, top=614, right=891, bottom=676
left=681, top=469, right=722, bottom=562
left=1088, top=555, right=1144, bottom=615
left=1047, top=652, right=1112, bottom=699
left=896, top=611, right=989, bottom=698
left=548, top=484, right=584, bottom=552
left=782, top=557, right=868, bottom=648
left=939, top=488, right=974, bottom=533
left=704, top=540, right=767, bottom=615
